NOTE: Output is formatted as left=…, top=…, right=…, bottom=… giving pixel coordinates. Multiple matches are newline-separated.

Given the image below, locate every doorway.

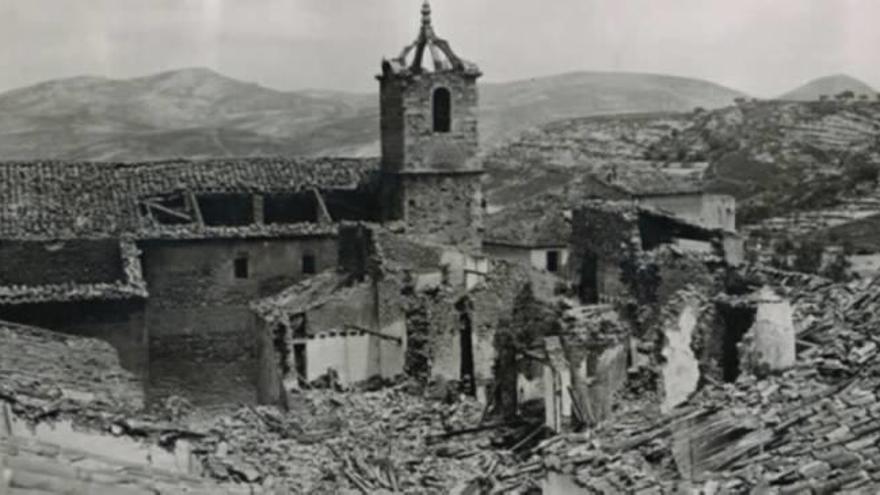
left=579, top=251, right=599, bottom=304
left=459, top=305, right=476, bottom=396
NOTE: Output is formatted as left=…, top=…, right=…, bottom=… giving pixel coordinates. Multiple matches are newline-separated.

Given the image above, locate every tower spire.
left=420, top=0, right=434, bottom=39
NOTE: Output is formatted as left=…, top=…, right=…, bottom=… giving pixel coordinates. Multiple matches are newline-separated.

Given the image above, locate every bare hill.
left=780, top=74, right=876, bottom=101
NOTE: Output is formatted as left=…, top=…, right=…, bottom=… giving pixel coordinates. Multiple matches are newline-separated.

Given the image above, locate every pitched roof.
left=592, top=165, right=704, bottom=197
left=0, top=157, right=379, bottom=240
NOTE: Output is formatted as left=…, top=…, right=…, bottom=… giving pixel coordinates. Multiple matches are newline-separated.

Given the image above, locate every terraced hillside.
left=482, top=100, right=880, bottom=226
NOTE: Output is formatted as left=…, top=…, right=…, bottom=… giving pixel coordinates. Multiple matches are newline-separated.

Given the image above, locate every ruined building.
left=0, top=1, right=488, bottom=406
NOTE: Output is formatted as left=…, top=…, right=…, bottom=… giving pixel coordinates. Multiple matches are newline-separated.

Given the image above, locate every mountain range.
left=0, top=68, right=748, bottom=161
left=0, top=68, right=874, bottom=162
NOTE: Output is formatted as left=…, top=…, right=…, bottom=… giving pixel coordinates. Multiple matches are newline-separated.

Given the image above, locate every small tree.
left=818, top=94, right=829, bottom=102
left=836, top=90, right=855, bottom=101
left=792, top=241, right=823, bottom=274
left=821, top=248, right=852, bottom=282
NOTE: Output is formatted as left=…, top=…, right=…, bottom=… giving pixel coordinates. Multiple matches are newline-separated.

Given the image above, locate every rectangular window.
left=302, top=254, right=316, bottom=275
left=234, top=256, right=249, bottom=279
left=546, top=250, right=560, bottom=273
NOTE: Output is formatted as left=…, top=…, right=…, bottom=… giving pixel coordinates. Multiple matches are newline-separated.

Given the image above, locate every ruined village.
left=2, top=2, right=880, bottom=494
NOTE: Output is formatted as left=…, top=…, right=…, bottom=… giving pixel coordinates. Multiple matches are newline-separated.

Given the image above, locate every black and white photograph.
left=1, top=1, right=879, bottom=493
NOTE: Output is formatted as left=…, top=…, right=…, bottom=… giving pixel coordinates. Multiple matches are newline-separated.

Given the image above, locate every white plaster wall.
left=747, top=287, right=795, bottom=372
left=543, top=366, right=561, bottom=431
left=529, top=248, right=570, bottom=273
left=517, top=372, right=544, bottom=404
left=640, top=193, right=736, bottom=231
left=484, top=244, right=568, bottom=274
left=661, top=303, right=700, bottom=414
left=379, top=320, right=406, bottom=379
left=473, top=330, right=495, bottom=383
left=306, top=334, right=371, bottom=385
left=431, top=328, right=461, bottom=382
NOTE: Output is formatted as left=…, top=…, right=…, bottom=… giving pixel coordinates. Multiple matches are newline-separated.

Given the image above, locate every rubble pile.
left=0, top=320, right=144, bottom=421
left=192, top=384, right=533, bottom=494
left=472, top=268, right=880, bottom=493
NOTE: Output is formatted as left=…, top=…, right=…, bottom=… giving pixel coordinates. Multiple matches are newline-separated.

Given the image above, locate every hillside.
left=481, top=98, right=880, bottom=224
left=780, top=74, right=877, bottom=101
left=0, top=69, right=743, bottom=161
left=479, top=71, right=744, bottom=145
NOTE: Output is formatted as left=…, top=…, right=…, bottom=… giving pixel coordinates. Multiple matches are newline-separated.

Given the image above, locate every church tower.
left=379, top=1, right=483, bottom=249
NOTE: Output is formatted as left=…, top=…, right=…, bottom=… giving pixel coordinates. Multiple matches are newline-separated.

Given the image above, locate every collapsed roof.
left=0, top=157, right=378, bottom=241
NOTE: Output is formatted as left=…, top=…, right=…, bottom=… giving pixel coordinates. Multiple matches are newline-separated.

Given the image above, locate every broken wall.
left=142, top=236, right=337, bottom=406
left=619, top=246, right=717, bottom=344
left=303, top=281, right=406, bottom=384
left=739, top=287, right=796, bottom=376
left=658, top=291, right=709, bottom=413
left=0, top=299, right=148, bottom=379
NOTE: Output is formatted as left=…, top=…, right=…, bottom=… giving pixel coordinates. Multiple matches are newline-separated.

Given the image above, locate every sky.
left=0, top=0, right=878, bottom=96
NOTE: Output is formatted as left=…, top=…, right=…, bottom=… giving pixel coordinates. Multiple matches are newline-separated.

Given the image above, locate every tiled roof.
left=0, top=239, right=148, bottom=305
left=251, top=270, right=365, bottom=328
left=0, top=157, right=379, bottom=240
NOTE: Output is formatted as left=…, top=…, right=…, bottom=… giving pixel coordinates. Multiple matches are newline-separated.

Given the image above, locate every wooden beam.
left=141, top=200, right=192, bottom=222
left=253, top=194, right=265, bottom=225
left=344, top=324, right=402, bottom=345
left=312, top=188, right=333, bottom=224
left=185, top=191, right=205, bottom=226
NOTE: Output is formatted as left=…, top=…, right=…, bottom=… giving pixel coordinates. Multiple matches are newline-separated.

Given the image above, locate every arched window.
left=432, top=87, right=451, bottom=133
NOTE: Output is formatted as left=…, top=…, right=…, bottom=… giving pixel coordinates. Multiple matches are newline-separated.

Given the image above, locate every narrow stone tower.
left=378, top=1, right=483, bottom=249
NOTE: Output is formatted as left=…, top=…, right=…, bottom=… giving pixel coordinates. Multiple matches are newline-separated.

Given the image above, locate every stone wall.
left=141, top=236, right=337, bottom=406
left=380, top=71, right=480, bottom=174
left=378, top=66, right=483, bottom=249
left=394, top=172, right=484, bottom=250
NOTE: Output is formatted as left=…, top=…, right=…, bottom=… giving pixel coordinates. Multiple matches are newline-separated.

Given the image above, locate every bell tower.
left=378, top=1, right=483, bottom=249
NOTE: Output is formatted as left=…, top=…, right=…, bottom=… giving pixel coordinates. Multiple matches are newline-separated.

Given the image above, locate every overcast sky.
left=0, top=0, right=878, bottom=96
